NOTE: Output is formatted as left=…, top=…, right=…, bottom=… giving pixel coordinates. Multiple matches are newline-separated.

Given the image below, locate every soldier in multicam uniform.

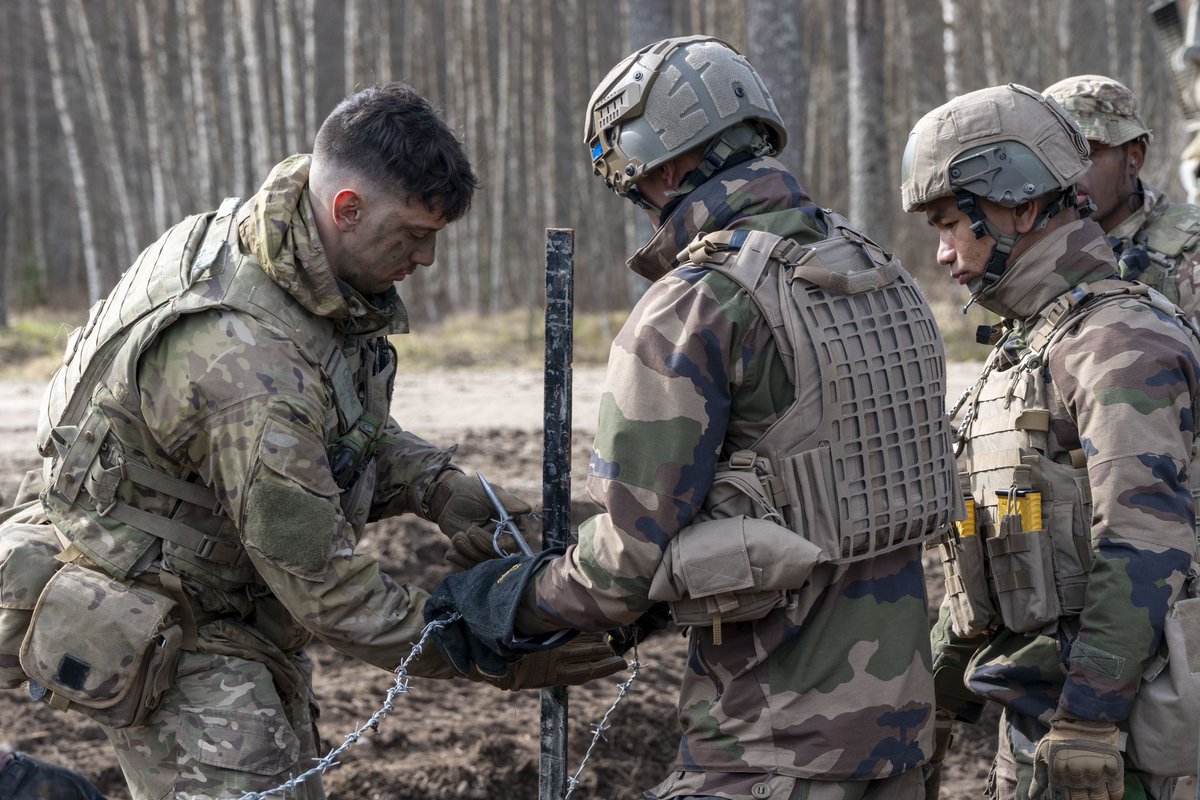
left=1044, top=74, right=1200, bottom=325
left=0, top=82, right=623, bottom=800
left=903, top=84, right=1200, bottom=800
left=423, top=36, right=961, bottom=800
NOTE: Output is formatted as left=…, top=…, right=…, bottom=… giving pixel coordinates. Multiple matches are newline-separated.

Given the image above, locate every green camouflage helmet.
left=584, top=35, right=786, bottom=203
left=901, top=83, right=1091, bottom=212
left=1044, top=74, right=1153, bottom=147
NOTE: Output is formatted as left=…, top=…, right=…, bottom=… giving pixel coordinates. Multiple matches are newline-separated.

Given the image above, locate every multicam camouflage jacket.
left=1109, top=181, right=1200, bottom=326
left=934, top=217, right=1200, bottom=727
left=37, top=155, right=457, bottom=683
left=523, top=158, right=937, bottom=794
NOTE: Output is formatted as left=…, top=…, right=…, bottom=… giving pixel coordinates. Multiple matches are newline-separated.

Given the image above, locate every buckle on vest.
left=728, top=449, right=758, bottom=470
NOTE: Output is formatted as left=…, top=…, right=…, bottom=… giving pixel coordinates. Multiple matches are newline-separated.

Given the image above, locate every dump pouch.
left=648, top=515, right=824, bottom=631
left=1125, top=572, right=1200, bottom=777
left=985, top=523, right=1061, bottom=633
left=20, top=563, right=182, bottom=728
left=0, top=511, right=61, bottom=689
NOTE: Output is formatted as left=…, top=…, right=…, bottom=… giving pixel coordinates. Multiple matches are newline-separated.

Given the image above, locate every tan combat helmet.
left=901, top=83, right=1090, bottom=295
left=584, top=35, right=786, bottom=209
left=1044, top=74, right=1153, bottom=147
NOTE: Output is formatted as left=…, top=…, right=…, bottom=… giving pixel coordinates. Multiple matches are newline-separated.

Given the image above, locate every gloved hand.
left=1030, top=717, right=1124, bottom=800
left=423, top=469, right=533, bottom=539
left=424, top=550, right=566, bottom=678
left=606, top=602, right=673, bottom=656
left=477, top=632, right=626, bottom=691
left=924, top=711, right=955, bottom=800
left=445, top=519, right=541, bottom=570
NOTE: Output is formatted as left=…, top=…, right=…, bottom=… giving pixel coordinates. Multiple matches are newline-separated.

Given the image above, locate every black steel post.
left=540, top=228, right=574, bottom=800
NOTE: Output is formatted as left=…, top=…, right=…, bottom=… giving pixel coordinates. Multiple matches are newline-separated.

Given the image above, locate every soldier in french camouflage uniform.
left=1045, top=75, right=1200, bottom=325
left=903, top=84, right=1200, bottom=800
left=424, top=36, right=962, bottom=800
left=0, top=83, right=623, bottom=800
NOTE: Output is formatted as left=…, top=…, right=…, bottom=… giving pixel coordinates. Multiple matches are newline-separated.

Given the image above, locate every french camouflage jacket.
left=1109, top=181, right=1200, bottom=327
left=525, top=158, right=937, bottom=795
left=39, top=155, right=457, bottom=682
left=933, top=217, right=1200, bottom=727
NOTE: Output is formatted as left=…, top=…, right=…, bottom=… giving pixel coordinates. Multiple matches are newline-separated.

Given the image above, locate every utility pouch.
left=940, top=532, right=997, bottom=638
left=986, top=491, right=1060, bottom=633
left=20, top=563, right=183, bottom=728
left=1125, top=577, right=1200, bottom=777
left=940, top=479, right=998, bottom=637
left=0, top=515, right=62, bottom=689
left=648, top=515, right=824, bottom=643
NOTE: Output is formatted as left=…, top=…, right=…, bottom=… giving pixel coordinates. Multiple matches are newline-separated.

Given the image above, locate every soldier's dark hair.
left=314, top=83, right=477, bottom=221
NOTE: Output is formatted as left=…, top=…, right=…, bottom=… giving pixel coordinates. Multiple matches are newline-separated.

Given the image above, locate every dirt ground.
left=0, top=365, right=1195, bottom=799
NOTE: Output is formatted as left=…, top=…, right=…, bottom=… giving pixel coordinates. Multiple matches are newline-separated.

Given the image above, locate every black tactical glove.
left=924, top=711, right=955, bottom=800
left=424, top=550, right=567, bottom=678
left=605, top=602, right=673, bottom=656
left=477, top=632, right=626, bottom=691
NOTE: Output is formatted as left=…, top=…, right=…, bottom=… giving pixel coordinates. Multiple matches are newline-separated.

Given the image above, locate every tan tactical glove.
left=423, top=469, right=532, bottom=538
left=1030, top=717, right=1124, bottom=800
left=445, top=521, right=540, bottom=570
left=475, top=632, right=626, bottom=691
left=924, top=712, right=955, bottom=800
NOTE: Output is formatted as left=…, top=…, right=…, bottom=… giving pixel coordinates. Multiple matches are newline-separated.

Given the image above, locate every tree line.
left=0, top=0, right=1189, bottom=328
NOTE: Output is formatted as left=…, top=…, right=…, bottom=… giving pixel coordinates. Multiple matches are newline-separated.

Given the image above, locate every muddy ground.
left=0, top=367, right=1194, bottom=799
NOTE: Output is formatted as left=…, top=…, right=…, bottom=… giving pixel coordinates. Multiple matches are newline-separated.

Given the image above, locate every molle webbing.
left=687, top=211, right=959, bottom=563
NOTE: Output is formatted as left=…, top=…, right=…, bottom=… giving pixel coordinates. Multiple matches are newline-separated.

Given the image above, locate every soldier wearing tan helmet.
left=423, top=35, right=962, bottom=799
left=1046, top=74, right=1200, bottom=324
left=903, top=83, right=1200, bottom=800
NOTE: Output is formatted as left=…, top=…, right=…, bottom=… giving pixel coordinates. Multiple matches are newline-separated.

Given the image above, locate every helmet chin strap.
left=954, top=189, right=1075, bottom=313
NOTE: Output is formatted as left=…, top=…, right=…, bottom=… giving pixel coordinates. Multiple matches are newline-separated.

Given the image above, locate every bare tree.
left=628, top=0, right=673, bottom=49
left=66, top=0, right=140, bottom=265
left=848, top=0, right=891, bottom=241
left=239, top=0, right=274, bottom=178
left=39, top=0, right=103, bottom=303
left=748, top=2, right=807, bottom=181
left=941, top=0, right=960, bottom=98
left=277, top=0, right=303, bottom=153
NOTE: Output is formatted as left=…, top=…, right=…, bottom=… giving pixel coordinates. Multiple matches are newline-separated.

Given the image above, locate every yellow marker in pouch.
left=956, top=497, right=977, bottom=537
left=996, top=489, right=1042, bottom=532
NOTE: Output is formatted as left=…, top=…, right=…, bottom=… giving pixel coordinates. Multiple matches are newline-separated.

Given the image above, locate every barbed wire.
left=563, top=658, right=642, bottom=799
left=230, top=612, right=461, bottom=800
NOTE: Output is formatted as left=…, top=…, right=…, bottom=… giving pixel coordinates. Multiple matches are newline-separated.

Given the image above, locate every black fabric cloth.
left=606, top=601, right=674, bottom=656
left=0, top=752, right=108, bottom=800
left=424, top=549, right=571, bottom=677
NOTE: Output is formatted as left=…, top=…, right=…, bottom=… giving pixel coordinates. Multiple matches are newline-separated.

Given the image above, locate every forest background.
left=0, top=0, right=1194, bottom=363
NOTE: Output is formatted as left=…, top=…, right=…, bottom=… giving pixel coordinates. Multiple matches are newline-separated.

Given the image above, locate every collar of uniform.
left=1107, top=180, right=1168, bottom=243
left=976, top=217, right=1118, bottom=321
left=624, top=156, right=817, bottom=282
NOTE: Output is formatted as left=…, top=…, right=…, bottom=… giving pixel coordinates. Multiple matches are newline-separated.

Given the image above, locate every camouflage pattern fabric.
left=1043, top=74, right=1153, bottom=147
left=986, top=709, right=1175, bottom=800
left=30, top=156, right=463, bottom=798
left=1107, top=181, right=1200, bottom=326
left=523, top=158, right=936, bottom=795
left=102, top=651, right=323, bottom=800
left=934, top=217, right=1199, bottom=783
left=646, top=766, right=923, bottom=799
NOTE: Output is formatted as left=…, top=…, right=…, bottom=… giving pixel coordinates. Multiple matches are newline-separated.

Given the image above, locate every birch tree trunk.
left=223, top=0, right=249, bottom=194
left=303, top=0, right=317, bottom=142
left=188, top=0, right=220, bottom=204
left=941, top=0, right=960, bottom=98
left=135, top=0, right=169, bottom=234
left=239, top=0, right=273, bottom=179
left=628, top=0, right=673, bottom=49
left=487, top=0, right=511, bottom=314
left=277, top=0, right=302, bottom=154
left=39, top=0, right=103, bottom=304
left=848, top=0, right=891, bottom=241
left=66, top=0, right=140, bottom=264
left=21, top=0, right=48, bottom=306
left=748, top=1, right=807, bottom=182
left=345, top=0, right=362, bottom=91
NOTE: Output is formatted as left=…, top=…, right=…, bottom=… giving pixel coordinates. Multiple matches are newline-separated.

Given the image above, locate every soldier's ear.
left=1011, top=200, right=1042, bottom=235
left=331, top=189, right=363, bottom=231
left=1127, top=140, right=1146, bottom=175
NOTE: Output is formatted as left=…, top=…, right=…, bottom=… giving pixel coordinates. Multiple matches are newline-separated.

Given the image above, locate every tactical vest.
left=942, top=279, right=1196, bottom=637
left=1113, top=202, right=1200, bottom=305
left=36, top=198, right=394, bottom=600
left=681, top=212, right=959, bottom=563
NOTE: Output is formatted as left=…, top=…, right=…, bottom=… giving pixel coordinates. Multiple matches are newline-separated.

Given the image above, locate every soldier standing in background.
left=1045, top=74, right=1200, bottom=325
left=903, top=83, right=1199, bottom=800
left=0, top=82, right=622, bottom=800
left=421, top=35, right=961, bottom=800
